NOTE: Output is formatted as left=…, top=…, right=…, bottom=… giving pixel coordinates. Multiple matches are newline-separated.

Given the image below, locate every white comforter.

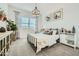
left=28, top=33, right=59, bottom=53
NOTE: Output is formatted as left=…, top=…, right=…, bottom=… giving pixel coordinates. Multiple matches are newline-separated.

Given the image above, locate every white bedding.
left=28, top=33, right=59, bottom=53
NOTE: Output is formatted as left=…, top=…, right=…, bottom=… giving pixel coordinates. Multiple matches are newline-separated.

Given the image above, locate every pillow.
left=49, top=31, right=53, bottom=35
left=56, top=30, right=59, bottom=35
left=53, top=30, right=57, bottom=35
left=43, top=30, right=53, bottom=35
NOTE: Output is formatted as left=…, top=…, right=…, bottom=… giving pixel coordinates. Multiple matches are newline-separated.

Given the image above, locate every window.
left=20, top=17, right=29, bottom=27
left=29, top=18, right=36, bottom=29
left=19, top=16, right=36, bottom=29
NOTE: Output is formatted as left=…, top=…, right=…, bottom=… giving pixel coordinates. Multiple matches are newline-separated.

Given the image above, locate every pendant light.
left=32, top=3, right=40, bottom=16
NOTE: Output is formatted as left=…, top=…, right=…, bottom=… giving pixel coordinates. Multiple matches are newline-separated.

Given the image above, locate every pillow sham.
left=43, top=30, right=53, bottom=35
left=53, top=30, right=57, bottom=35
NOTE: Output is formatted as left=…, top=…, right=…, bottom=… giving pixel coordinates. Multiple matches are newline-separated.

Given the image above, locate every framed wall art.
left=53, top=8, right=63, bottom=20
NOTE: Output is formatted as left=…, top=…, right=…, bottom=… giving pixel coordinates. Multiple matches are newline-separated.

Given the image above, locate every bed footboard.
left=27, top=34, right=37, bottom=52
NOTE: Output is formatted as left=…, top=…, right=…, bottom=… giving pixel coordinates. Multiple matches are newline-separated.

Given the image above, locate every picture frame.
left=53, top=8, right=63, bottom=20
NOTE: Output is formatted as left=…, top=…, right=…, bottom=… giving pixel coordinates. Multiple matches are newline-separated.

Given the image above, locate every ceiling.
left=8, top=3, right=79, bottom=15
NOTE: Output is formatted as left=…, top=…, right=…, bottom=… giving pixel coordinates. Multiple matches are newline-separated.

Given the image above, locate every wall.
left=0, top=3, right=8, bottom=17
left=41, top=3, right=79, bottom=48
left=8, top=5, right=32, bottom=22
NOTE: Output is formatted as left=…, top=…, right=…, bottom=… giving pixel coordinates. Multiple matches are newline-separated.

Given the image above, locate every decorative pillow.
left=53, top=30, right=57, bottom=35
left=56, top=30, right=58, bottom=35
left=49, top=31, right=53, bottom=35
left=43, top=30, right=53, bottom=35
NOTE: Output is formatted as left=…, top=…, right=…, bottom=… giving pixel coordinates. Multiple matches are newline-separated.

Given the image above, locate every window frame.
left=19, top=16, right=36, bottom=29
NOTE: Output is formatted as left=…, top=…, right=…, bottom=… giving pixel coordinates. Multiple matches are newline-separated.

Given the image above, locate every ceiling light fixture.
left=32, top=3, right=40, bottom=16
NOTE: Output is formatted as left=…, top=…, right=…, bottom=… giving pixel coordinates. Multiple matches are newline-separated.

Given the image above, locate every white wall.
left=8, top=5, right=32, bottom=22
left=8, top=5, right=16, bottom=22
left=41, top=3, right=79, bottom=48
left=0, top=3, right=8, bottom=18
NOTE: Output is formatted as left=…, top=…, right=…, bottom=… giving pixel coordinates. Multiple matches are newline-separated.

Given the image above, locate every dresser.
left=60, top=33, right=76, bottom=50
left=0, top=31, right=13, bottom=56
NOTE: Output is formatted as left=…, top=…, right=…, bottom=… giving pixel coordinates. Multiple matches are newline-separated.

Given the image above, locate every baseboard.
left=60, top=43, right=79, bottom=49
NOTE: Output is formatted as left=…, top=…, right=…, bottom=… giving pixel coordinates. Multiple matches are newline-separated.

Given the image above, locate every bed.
left=27, top=29, right=59, bottom=53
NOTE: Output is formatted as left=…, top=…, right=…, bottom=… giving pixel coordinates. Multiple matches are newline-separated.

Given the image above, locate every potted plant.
left=6, top=20, right=17, bottom=31
left=6, top=20, right=17, bottom=41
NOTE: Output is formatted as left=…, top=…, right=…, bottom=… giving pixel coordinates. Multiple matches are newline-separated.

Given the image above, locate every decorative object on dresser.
left=60, top=28, right=72, bottom=34
left=72, top=26, right=75, bottom=33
